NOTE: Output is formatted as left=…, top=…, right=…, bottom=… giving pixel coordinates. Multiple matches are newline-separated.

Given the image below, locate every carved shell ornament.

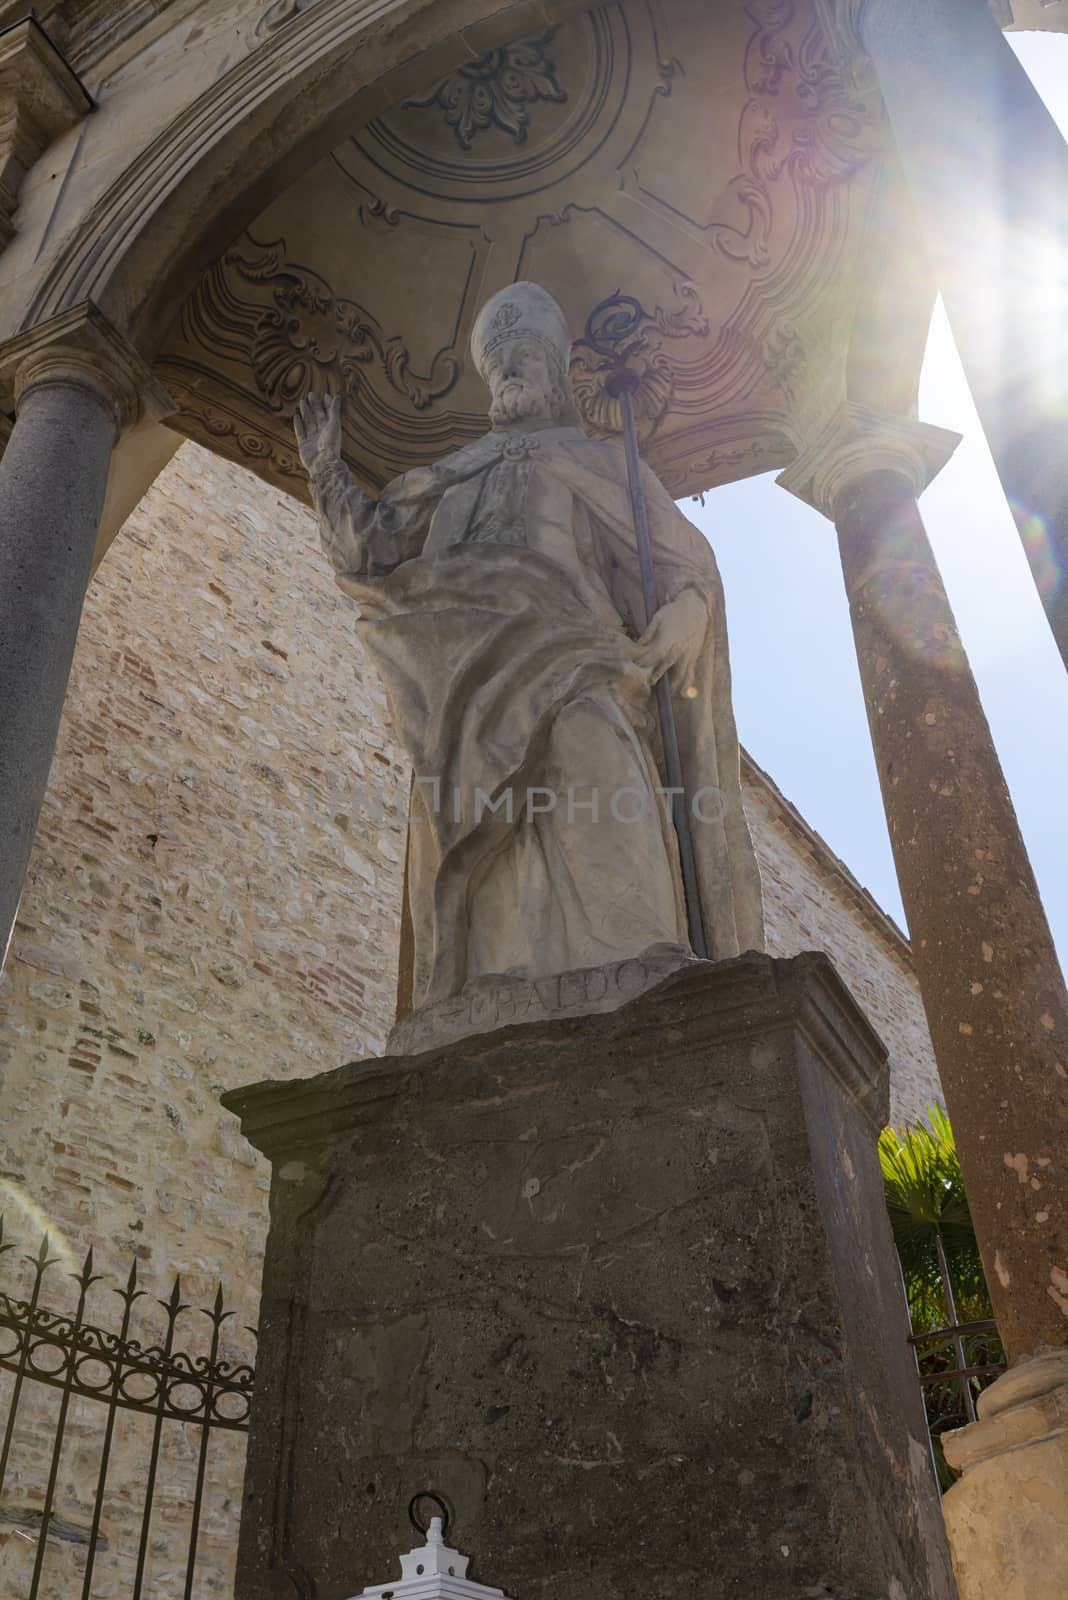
left=403, top=30, right=566, bottom=150
left=570, top=287, right=711, bottom=446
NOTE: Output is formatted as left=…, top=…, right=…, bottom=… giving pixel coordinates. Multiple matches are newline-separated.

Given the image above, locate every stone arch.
left=20, top=0, right=919, bottom=558
left=28, top=0, right=588, bottom=357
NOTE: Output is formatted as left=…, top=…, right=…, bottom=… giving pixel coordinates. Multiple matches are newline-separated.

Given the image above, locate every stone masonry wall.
left=0, top=442, right=941, bottom=1596
left=0, top=442, right=408, bottom=1599
left=744, top=773, right=942, bottom=1131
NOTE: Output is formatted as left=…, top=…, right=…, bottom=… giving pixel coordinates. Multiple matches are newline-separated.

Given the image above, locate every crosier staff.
left=586, top=292, right=708, bottom=960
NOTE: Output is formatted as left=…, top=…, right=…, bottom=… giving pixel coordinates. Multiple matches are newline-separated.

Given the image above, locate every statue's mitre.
left=471, top=282, right=572, bottom=379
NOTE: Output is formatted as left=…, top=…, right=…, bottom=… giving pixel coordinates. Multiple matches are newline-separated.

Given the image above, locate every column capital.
left=775, top=402, right=961, bottom=521
left=0, top=302, right=174, bottom=433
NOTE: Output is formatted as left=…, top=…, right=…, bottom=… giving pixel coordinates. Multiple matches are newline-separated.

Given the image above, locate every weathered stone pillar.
left=780, top=403, right=1068, bottom=1600
left=857, top=0, right=1068, bottom=670
left=0, top=305, right=171, bottom=963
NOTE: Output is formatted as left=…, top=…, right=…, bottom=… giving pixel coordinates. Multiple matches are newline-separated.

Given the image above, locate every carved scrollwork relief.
left=706, top=0, right=879, bottom=269
left=570, top=285, right=710, bottom=445
left=403, top=30, right=566, bottom=149
left=685, top=437, right=790, bottom=487
left=180, top=235, right=460, bottom=418
left=761, top=323, right=806, bottom=401
left=166, top=380, right=305, bottom=485
left=155, top=0, right=890, bottom=501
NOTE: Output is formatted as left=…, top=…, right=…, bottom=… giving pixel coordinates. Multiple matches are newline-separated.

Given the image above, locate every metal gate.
left=0, top=1219, right=255, bottom=1598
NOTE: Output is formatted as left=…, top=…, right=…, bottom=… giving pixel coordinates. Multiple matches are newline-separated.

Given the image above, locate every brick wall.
left=0, top=441, right=941, bottom=1595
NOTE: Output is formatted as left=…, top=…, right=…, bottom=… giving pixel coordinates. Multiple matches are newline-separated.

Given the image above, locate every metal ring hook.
left=408, top=1490, right=452, bottom=1540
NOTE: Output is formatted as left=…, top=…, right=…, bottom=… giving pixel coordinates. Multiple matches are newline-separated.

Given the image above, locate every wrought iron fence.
left=0, top=1202, right=1009, bottom=1583
left=907, top=1314, right=1006, bottom=1491
left=0, top=1218, right=256, bottom=1599
left=908, top=1318, right=1004, bottom=1408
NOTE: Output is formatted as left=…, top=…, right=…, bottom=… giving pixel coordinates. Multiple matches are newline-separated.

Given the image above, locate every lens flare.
left=856, top=531, right=967, bottom=675
left=0, top=1179, right=79, bottom=1278
left=1010, top=500, right=1063, bottom=604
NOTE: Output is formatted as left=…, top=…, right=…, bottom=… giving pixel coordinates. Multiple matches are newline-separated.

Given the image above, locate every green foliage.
left=879, top=1106, right=990, bottom=1330
left=880, top=1107, right=1005, bottom=1491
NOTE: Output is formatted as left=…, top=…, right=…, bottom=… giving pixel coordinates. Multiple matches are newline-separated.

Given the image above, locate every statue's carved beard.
left=489, top=377, right=567, bottom=427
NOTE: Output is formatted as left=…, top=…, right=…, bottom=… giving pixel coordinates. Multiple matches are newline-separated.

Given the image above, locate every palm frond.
left=879, top=1106, right=991, bottom=1331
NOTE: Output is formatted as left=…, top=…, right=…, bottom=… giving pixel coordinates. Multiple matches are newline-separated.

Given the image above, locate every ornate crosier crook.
left=583, top=290, right=708, bottom=960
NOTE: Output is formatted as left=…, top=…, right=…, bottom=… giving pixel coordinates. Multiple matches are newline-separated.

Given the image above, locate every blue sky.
left=687, top=31, right=1068, bottom=964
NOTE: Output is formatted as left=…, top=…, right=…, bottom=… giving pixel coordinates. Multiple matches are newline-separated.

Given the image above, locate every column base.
left=224, top=952, right=955, bottom=1600
left=942, top=1351, right=1068, bottom=1600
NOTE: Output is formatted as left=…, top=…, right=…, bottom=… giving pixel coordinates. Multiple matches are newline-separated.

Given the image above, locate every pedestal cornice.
left=0, top=301, right=174, bottom=431
left=776, top=401, right=961, bottom=520
left=222, top=952, right=892, bottom=1163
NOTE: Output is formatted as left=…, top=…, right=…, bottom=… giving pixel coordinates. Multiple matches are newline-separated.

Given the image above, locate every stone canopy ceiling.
left=156, top=0, right=905, bottom=501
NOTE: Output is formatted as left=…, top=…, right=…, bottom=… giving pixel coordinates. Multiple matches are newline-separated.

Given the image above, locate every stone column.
left=0, top=305, right=171, bottom=963
left=856, top=0, right=1068, bottom=670
left=780, top=404, right=1068, bottom=1600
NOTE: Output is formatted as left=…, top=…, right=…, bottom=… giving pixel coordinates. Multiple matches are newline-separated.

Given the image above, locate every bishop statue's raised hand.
left=294, top=391, right=344, bottom=476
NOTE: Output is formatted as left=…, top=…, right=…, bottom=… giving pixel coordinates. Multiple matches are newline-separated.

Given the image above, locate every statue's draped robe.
left=311, top=422, right=765, bottom=1011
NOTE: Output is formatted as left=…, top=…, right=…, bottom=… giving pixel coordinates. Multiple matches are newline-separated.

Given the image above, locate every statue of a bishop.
left=296, top=282, right=764, bottom=1023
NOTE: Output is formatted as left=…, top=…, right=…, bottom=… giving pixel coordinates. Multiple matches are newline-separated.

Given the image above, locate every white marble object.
left=351, top=1517, right=510, bottom=1600
left=296, top=282, right=764, bottom=1038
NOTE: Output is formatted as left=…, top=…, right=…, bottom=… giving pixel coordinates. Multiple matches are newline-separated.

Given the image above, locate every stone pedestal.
left=224, top=954, right=955, bottom=1600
